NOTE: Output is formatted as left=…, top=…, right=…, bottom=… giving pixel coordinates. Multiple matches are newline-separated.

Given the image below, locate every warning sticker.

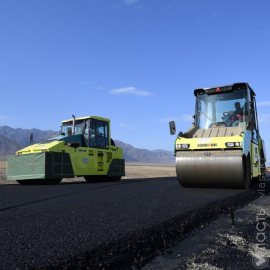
left=83, top=158, right=89, bottom=164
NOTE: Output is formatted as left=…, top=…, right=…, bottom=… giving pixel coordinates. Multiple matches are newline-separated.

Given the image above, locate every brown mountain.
left=114, top=140, right=175, bottom=163
left=0, top=134, right=23, bottom=160
left=0, top=126, right=58, bottom=147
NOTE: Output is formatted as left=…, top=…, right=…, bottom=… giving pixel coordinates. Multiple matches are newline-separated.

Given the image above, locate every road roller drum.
left=176, top=150, right=250, bottom=189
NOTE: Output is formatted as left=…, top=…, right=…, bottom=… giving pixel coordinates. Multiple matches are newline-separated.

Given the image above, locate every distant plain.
left=0, top=161, right=176, bottom=185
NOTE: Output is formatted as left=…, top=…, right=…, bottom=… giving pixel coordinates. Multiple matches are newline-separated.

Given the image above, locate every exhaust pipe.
left=72, top=115, right=76, bottom=135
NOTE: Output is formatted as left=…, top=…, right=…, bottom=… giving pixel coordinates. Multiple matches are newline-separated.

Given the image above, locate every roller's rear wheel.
left=109, top=176, right=121, bottom=182
left=243, top=156, right=251, bottom=189
left=17, top=179, right=62, bottom=185
left=17, top=180, right=37, bottom=185
left=45, top=179, right=62, bottom=185
left=84, top=176, right=122, bottom=183
left=84, top=176, right=100, bottom=183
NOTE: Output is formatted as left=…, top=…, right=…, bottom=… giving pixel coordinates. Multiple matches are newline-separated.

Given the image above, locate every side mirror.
left=169, top=121, right=176, bottom=135
left=246, top=115, right=254, bottom=131
left=59, top=126, right=64, bottom=135
left=67, top=127, right=72, bottom=137
left=30, top=133, right=33, bottom=145
left=192, top=115, right=195, bottom=124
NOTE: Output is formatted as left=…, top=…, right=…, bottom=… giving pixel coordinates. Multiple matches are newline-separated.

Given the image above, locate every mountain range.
left=114, top=140, right=174, bottom=163
left=0, top=126, right=174, bottom=163
left=0, top=126, right=58, bottom=147
left=0, top=134, right=23, bottom=161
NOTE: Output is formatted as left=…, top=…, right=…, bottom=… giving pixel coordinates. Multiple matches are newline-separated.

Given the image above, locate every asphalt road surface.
left=1, top=175, right=269, bottom=269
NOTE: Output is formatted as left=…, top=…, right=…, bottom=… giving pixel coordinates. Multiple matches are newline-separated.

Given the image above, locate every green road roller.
left=7, top=116, right=125, bottom=185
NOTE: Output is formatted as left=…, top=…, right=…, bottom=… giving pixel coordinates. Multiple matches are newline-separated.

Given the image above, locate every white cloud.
left=181, top=114, right=193, bottom=122
left=0, top=115, right=10, bottom=121
left=257, top=101, right=270, bottom=106
left=120, top=123, right=136, bottom=130
left=259, top=113, right=270, bottom=123
left=110, top=87, right=153, bottom=97
left=124, top=0, right=138, bottom=5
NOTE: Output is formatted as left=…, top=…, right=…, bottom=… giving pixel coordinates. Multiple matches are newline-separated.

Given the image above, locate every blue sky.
left=0, top=0, right=269, bottom=159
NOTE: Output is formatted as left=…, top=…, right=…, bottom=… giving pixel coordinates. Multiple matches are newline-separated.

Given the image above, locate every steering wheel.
left=223, top=111, right=233, bottom=117
left=222, top=112, right=235, bottom=126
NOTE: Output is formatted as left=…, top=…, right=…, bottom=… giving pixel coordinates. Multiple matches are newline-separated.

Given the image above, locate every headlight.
left=181, top=144, right=190, bottom=149
left=226, top=142, right=234, bottom=147
left=176, top=144, right=181, bottom=149
left=226, top=142, right=242, bottom=147
left=176, top=144, right=190, bottom=149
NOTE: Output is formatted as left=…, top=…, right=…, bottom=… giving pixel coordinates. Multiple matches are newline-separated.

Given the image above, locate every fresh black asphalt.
left=0, top=176, right=269, bottom=269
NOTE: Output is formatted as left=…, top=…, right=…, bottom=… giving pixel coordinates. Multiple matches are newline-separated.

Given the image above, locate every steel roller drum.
left=176, top=150, right=246, bottom=189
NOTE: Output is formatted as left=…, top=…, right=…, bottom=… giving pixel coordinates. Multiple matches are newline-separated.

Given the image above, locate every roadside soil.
left=142, top=189, right=270, bottom=270
left=0, top=161, right=176, bottom=185
left=0, top=161, right=7, bottom=184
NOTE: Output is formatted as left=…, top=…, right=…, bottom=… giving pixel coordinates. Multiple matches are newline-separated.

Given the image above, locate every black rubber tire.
left=17, top=179, right=62, bottom=185
left=84, top=175, right=121, bottom=183
left=109, top=176, right=122, bottom=182
left=243, top=156, right=251, bottom=189
left=45, top=179, right=62, bottom=185
left=84, top=176, right=105, bottom=183
left=17, top=180, right=37, bottom=185
left=84, top=176, right=95, bottom=183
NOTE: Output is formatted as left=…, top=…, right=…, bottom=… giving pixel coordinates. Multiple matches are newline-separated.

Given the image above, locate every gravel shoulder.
left=143, top=187, right=270, bottom=270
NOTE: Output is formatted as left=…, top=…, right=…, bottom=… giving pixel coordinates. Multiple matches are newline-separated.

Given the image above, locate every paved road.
left=0, top=175, right=269, bottom=269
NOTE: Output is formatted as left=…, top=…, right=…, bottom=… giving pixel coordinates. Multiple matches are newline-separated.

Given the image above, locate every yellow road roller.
left=7, top=116, right=125, bottom=184
left=169, top=83, right=267, bottom=189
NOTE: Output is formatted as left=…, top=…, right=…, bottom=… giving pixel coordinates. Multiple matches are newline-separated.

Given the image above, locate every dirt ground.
left=143, top=189, right=270, bottom=270
left=122, top=162, right=176, bottom=179
left=0, top=161, right=176, bottom=185
left=0, top=161, right=7, bottom=185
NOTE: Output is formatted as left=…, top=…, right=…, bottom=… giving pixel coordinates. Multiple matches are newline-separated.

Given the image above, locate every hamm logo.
left=197, top=143, right=217, bottom=147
